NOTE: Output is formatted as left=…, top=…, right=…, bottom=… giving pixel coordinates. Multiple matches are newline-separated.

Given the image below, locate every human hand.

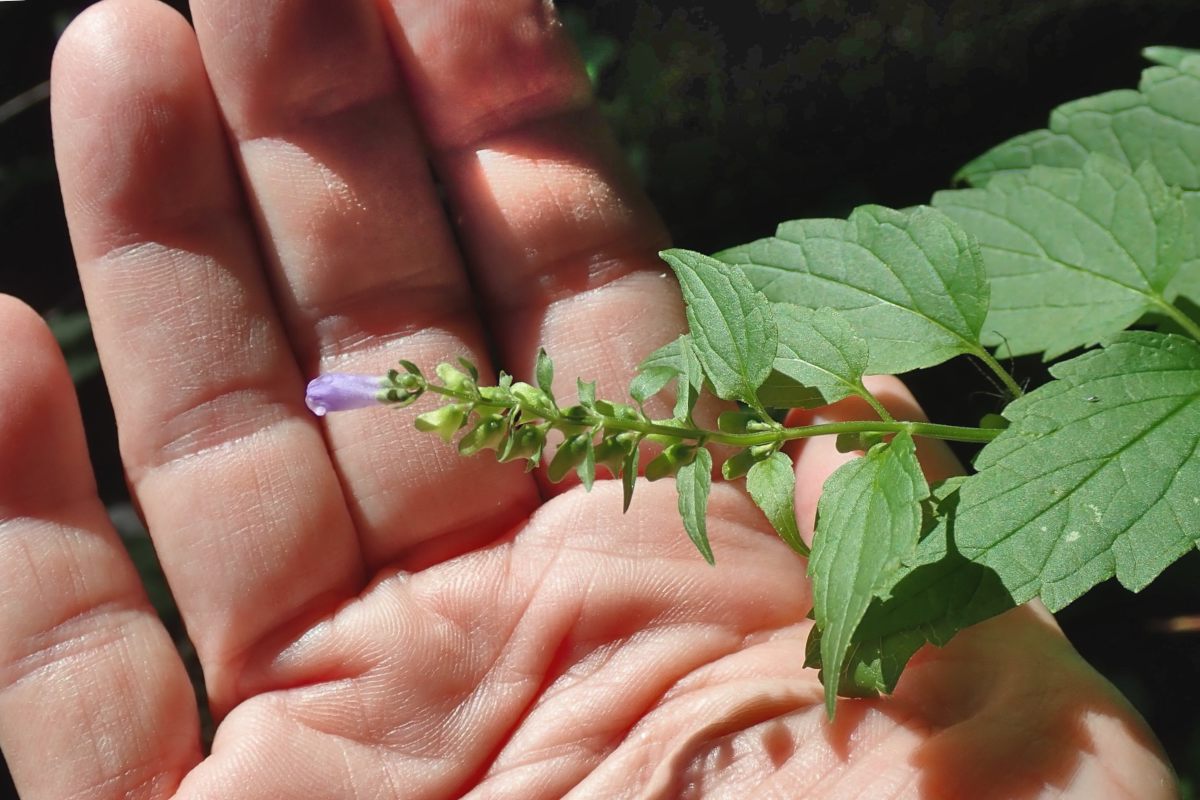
left=0, top=0, right=1175, bottom=797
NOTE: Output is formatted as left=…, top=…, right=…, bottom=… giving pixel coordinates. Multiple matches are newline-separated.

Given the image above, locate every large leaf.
left=661, top=249, right=778, bottom=403
left=934, top=156, right=1191, bottom=359
left=951, top=331, right=1200, bottom=611
left=821, top=478, right=1014, bottom=697
left=717, top=205, right=989, bottom=375
left=808, top=431, right=928, bottom=716
left=954, top=48, right=1200, bottom=302
left=957, top=48, right=1200, bottom=190
left=770, top=305, right=872, bottom=407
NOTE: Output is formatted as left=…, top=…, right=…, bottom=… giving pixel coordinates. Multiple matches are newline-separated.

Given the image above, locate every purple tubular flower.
left=305, top=374, right=385, bottom=416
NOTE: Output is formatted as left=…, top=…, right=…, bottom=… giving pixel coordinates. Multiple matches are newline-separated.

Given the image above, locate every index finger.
left=379, top=1, right=686, bottom=419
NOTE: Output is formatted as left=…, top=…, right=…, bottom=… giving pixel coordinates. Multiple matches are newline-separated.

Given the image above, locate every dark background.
left=3, top=0, right=1200, bottom=796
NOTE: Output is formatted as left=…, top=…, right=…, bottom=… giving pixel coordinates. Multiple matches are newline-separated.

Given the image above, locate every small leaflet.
left=676, top=446, right=715, bottom=565
left=746, top=452, right=808, bottom=556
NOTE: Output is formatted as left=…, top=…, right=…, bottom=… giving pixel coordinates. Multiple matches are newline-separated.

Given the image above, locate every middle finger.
left=190, top=0, right=540, bottom=568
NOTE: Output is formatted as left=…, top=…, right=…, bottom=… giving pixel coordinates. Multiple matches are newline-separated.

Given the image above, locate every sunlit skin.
left=0, top=1, right=1178, bottom=797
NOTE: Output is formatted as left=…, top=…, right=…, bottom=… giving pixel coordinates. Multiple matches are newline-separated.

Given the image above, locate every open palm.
left=0, top=0, right=1175, bottom=797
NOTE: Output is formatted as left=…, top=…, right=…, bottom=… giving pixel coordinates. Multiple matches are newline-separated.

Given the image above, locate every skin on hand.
left=0, top=0, right=1177, bottom=798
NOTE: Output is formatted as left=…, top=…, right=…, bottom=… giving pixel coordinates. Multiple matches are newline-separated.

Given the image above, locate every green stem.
left=422, top=382, right=1000, bottom=446
left=858, top=386, right=894, bottom=422
left=1155, top=298, right=1200, bottom=342
left=974, top=348, right=1024, bottom=399
left=601, top=416, right=1001, bottom=446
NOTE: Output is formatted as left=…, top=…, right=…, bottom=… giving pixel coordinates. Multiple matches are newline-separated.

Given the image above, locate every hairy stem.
left=974, top=348, right=1024, bottom=399
left=1155, top=298, right=1200, bottom=342
left=424, top=383, right=1000, bottom=446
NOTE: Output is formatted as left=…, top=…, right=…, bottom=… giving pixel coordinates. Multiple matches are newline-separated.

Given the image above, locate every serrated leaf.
left=1141, top=46, right=1200, bottom=71
left=676, top=446, right=714, bottom=564
left=957, top=52, right=1200, bottom=190
left=934, top=156, right=1190, bottom=360
left=944, top=331, right=1200, bottom=611
left=717, top=205, right=989, bottom=375
left=771, top=305, right=871, bottom=406
left=661, top=249, right=777, bottom=403
left=809, top=432, right=928, bottom=716
left=827, top=477, right=1015, bottom=697
left=746, top=452, right=808, bottom=556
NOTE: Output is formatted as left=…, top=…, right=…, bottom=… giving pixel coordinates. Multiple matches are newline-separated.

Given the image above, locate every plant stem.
left=975, top=348, right=1024, bottom=399
left=422, top=382, right=1000, bottom=446
left=1155, top=298, right=1200, bottom=342
left=859, top=388, right=895, bottom=422
left=599, top=416, right=1001, bottom=446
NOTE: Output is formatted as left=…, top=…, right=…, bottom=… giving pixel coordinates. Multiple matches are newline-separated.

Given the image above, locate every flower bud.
left=499, top=424, right=547, bottom=465
left=414, top=403, right=469, bottom=443
left=721, top=448, right=764, bottom=480
left=436, top=362, right=474, bottom=392
left=458, top=413, right=508, bottom=456
left=305, top=374, right=385, bottom=416
left=717, top=410, right=759, bottom=434
left=557, top=404, right=594, bottom=435
left=594, top=431, right=638, bottom=477
left=548, top=433, right=592, bottom=483
left=646, top=443, right=697, bottom=481
left=510, top=382, right=556, bottom=418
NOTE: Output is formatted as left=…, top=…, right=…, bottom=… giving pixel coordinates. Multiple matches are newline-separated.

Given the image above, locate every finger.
left=189, top=0, right=540, bottom=568
left=378, top=1, right=683, bottom=415
left=0, top=297, right=200, bottom=800
left=791, top=376, right=964, bottom=545
left=52, top=0, right=363, bottom=711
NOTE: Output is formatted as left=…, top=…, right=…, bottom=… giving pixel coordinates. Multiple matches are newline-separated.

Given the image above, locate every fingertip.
left=52, top=0, right=227, bottom=260
left=0, top=296, right=96, bottom=513
left=51, top=0, right=196, bottom=110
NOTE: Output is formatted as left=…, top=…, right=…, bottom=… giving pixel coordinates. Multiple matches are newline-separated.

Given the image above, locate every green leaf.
left=809, top=431, right=928, bottom=717
left=661, top=248, right=778, bottom=403
left=717, top=205, right=989, bottom=375
left=676, top=446, right=714, bottom=565
left=536, top=348, right=555, bottom=404
left=634, top=335, right=703, bottom=419
left=828, top=478, right=1015, bottom=698
left=577, top=437, right=596, bottom=491
left=629, top=366, right=675, bottom=406
left=772, top=305, right=871, bottom=406
left=1141, top=46, right=1200, bottom=71
left=577, top=378, right=597, bottom=409
left=754, top=370, right=826, bottom=409
left=746, top=452, right=808, bottom=556
left=945, top=331, right=1200, bottom=611
left=934, top=156, right=1190, bottom=359
left=622, top=443, right=640, bottom=513
left=957, top=51, right=1200, bottom=190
